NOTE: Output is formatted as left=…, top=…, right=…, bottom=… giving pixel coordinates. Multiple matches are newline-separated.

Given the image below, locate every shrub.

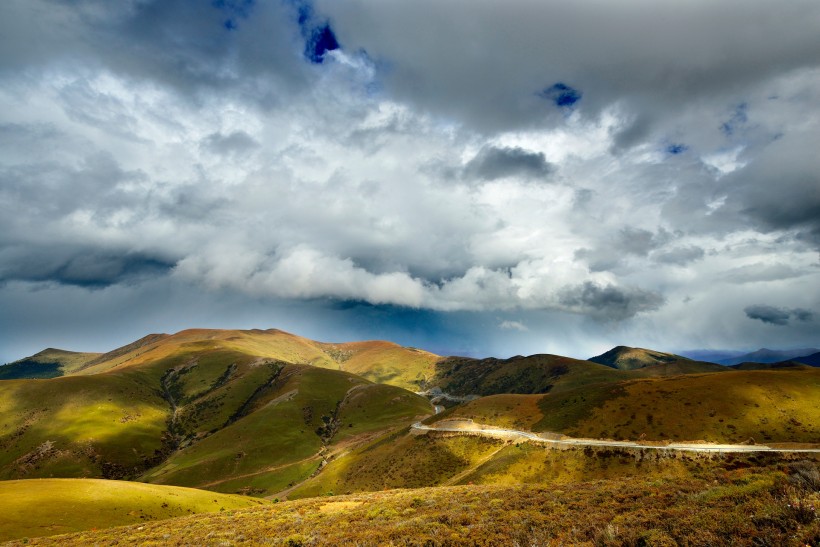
left=788, top=461, right=820, bottom=492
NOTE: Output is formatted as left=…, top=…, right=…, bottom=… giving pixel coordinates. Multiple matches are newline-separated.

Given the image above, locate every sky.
left=1, top=0, right=819, bottom=363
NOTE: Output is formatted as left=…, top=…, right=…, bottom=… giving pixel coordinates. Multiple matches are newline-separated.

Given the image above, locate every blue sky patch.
left=720, top=103, right=748, bottom=136
left=666, top=143, right=688, bottom=155
left=292, top=0, right=340, bottom=64
left=540, top=83, right=582, bottom=108
left=305, top=24, right=340, bottom=63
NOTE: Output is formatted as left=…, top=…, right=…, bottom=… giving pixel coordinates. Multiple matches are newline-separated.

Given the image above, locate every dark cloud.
left=0, top=246, right=176, bottom=288
left=558, top=281, right=665, bottom=321
left=202, top=131, right=259, bottom=156
left=719, top=133, right=820, bottom=247
left=653, top=246, right=705, bottom=266
left=318, top=0, right=820, bottom=132
left=792, top=308, right=815, bottom=322
left=463, top=146, right=553, bottom=181
left=575, top=227, right=671, bottom=272
left=744, top=305, right=815, bottom=326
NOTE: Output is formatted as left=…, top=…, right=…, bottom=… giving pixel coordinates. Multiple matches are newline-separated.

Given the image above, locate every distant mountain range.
left=679, top=347, right=820, bottom=366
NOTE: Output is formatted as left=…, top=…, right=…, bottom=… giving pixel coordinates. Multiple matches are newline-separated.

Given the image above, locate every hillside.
left=0, top=349, right=101, bottom=380
left=0, top=478, right=267, bottom=542
left=426, top=367, right=820, bottom=444
left=10, top=464, right=820, bottom=546
left=0, top=331, right=433, bottom=494
left=796, top=351, right=820, bottom=367
left=429, top=354, right=630, bottom=397
left=587, top=345, right=725, bottom=372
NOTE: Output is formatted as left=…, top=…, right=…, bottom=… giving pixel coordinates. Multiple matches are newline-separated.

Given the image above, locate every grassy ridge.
left=0, top=478, right=268, bottom=542
left=72, top=329, right=438, bottom=391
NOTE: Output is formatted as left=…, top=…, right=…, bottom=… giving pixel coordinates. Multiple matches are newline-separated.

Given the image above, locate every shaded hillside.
left=731, top=360, right=812, bottom=371
left=795, top=351, right=820, bottom=367
left=429, top=350, right=727, bottom=399
left=0, top=334, right=432, bottom=493
left=0, top=349, right=101, bottom=380
left=717, top=347, right=820, bottom=366
left=0, top=478, right=267, bottom=542
left=588, top=345, right=724, bottom=372
left=430, top=354, right=630, bottom=397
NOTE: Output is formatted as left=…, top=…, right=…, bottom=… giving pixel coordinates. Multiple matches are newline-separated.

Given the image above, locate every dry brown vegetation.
left=8, top=460, right=820, bottom=546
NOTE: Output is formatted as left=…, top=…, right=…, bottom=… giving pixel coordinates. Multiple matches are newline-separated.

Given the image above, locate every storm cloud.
left=744, top=305, right=814, bottom=326
left=0, top=0, right=819, bottom=362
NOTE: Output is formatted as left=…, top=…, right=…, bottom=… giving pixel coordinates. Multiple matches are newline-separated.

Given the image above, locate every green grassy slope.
left=0, top=333, right=433, bottom=492
left=0, top=374, right=170, bottom=480
left=0, top=478, right=268, bottom=542
left=0, top=349, right=101, bottom=380
left=143, top=363, right=432, bottom=496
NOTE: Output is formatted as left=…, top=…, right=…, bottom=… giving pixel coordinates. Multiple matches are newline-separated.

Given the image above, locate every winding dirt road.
left=412, top=420, right=820, bottom=454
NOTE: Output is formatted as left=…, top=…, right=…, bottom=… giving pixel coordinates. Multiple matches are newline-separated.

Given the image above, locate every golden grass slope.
left=433, top=367, right=820, bottom=444
left=0, top=478, right=268, bottom=542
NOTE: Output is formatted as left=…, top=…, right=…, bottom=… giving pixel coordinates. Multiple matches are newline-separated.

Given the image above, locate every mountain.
left=716, top=347, right=820, bottom=366
left=3, top=328, right=820, bottom=545
left=60, top=328, right=439, bottom=392
left=0, top=328, right=433, bottom=496
left=587, top=345, right=725, bottom=373
left=795, top=351, right=820, bottom=367
left=0, top=348, right=101, bottom=380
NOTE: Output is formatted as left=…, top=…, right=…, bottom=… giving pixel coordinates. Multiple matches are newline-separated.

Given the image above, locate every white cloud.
left=499, top=320, right=528, bottom=332
left=1, top=0, right=819, bottom=358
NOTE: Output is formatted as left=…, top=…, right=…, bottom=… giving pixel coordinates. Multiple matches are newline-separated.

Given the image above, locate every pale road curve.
left=411, top=421, right=820, bottom=454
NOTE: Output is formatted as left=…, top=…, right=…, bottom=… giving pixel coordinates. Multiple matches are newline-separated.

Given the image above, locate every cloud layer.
left=1, top=0, right=819, bottom=360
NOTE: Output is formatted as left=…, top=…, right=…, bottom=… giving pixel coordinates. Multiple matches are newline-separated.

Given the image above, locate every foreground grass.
left=0, top=479, right=268, bottom=542
left=8, top=463, right=820, bottom=546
